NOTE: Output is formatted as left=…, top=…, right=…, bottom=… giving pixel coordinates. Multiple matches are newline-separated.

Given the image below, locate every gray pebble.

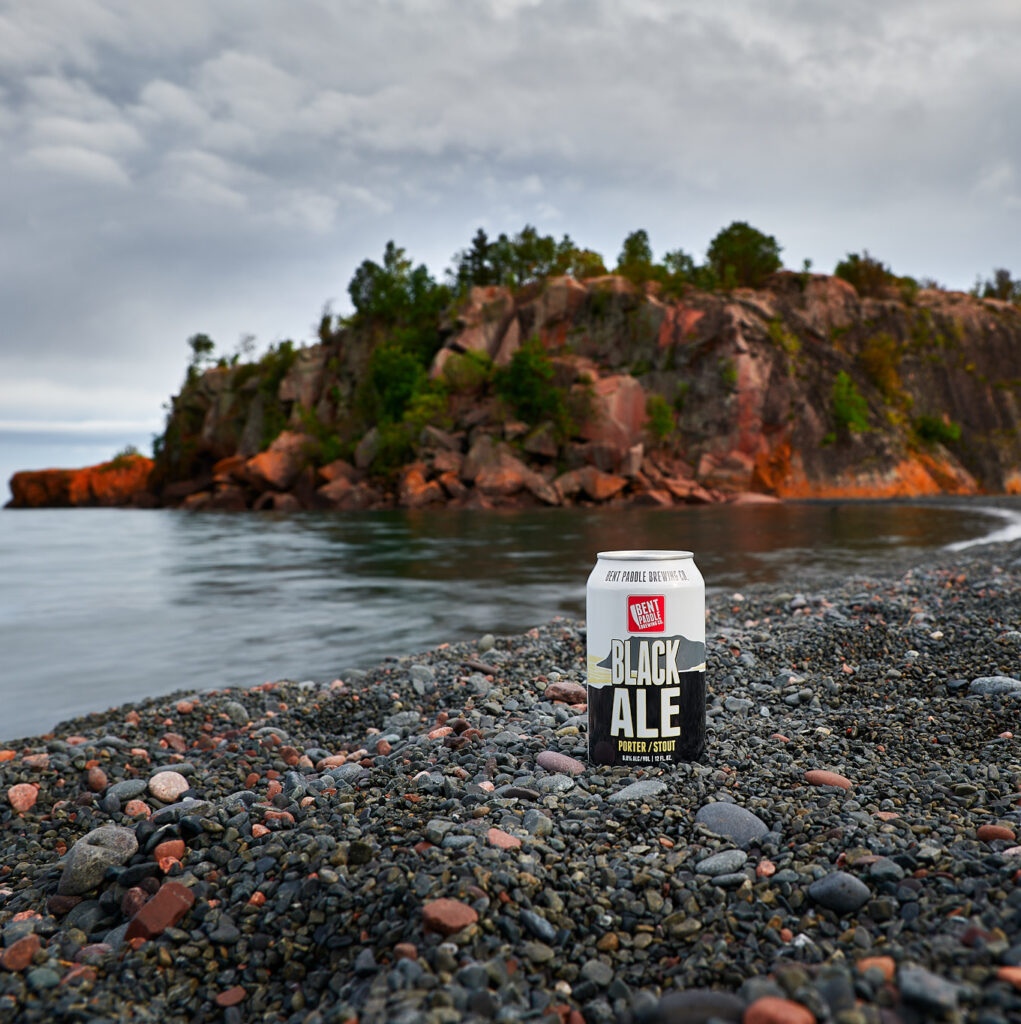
left=694, top=802, right=769, bottom=846
left=696, top=850, right=748, bottom=876
left=898, top=965, right=960, bottom=1013
left=608, top=779, right=667, bottom=803
left=807, top=871, right=871, bottom=913
left=969, top=675, right=1021, bottom=695
left=59, top=826, right=139, bottom=896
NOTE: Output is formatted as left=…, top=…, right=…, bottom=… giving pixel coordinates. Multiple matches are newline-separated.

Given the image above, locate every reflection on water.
left=1, top=498, right=1018, bottom=740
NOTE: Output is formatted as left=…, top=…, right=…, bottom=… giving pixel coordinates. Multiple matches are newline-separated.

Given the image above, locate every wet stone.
left=808, top=871, right=871, bottom=913
left=969, top=675, right=1021, bottom=695
left=696, top=849, right=748, bottom=876
left=608, top=779, right=667, bottom=803
left=59, top=826, right=139, bottom=896
left=694, top=802, right=769, bottom=846
left=898, top=965, right=960, bottom=1013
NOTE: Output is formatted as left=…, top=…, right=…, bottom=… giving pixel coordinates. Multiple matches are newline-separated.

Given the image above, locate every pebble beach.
left=1, top=539, right=1020, bottom=1024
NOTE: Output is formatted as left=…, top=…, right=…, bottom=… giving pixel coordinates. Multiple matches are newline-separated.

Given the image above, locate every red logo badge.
left=627, top=595, right=665, bottom=632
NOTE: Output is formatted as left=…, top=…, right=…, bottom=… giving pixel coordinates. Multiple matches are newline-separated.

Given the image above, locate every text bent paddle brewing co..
left=586, top=550, right=706, bottom=764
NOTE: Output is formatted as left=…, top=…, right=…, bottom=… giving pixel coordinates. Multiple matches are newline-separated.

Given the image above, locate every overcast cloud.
left=1, top=0, right=1019, bottom=487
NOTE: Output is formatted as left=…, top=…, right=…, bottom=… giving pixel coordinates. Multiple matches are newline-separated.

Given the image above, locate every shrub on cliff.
left=834, top=251, right=896, bottom=298
left=829, top=370, right=870, bottom=438
left=493, top=336, right=572, bottom=437
left=979, top=267, right=1021, bottom=303
left=914, top=414, right=961, bottom=446
left=706, top=222, right=783, bottom=289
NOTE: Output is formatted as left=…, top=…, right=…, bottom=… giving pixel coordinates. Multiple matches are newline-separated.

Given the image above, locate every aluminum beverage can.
left=586, top=550, right=706, bottom=765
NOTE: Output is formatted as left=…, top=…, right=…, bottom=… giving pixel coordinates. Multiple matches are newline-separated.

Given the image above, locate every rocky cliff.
left=8, top=274, right=1021, bottom=509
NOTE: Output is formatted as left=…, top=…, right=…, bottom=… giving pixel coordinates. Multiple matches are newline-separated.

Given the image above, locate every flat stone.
left=744, top=996, right=815, bottom=1024
left=1, top=933, right=41, bottom=972
left=422, top=899, right=478, bottom=936
left=544, top=681, right=587, bottom=703
left=694, top=802, right=769, bottom=846
left=536, top=774, right=574, bottom=794
left=898, top=965, right=959, bottom=1013
left=977, top=824, right=1016, bottom=842
left=520, top=909, right=557, bottom=942
left=487, top=827, right=521, bottom=851
left=215, top=986, right=246, bottom=1008
left=969, top=675, right=1021, bottom=695
left=804, top=769, right=853, bottom=790
left=808, top=871, right=871, bottom=914
left=223, top=700, right=250, bottom=725
left=656, top=987, right=745, bottom=1022
left=696, top=850, right=748, bottom=876
left=580, top=958, right=613, bottom=986
left=608, top=779, right=667, bottom=804
left=536, top=750, right=585, bottom=775
left=523, top=810, right=553, bottom=836
left=124, top=882, right=196, bottom=941
left=107, top=779, right=147, bottom=801
left=59, top=826, right=139, bottom=896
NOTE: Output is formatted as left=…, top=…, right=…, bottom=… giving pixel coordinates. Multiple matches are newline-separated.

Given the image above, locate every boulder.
left=555, top=466, right=627, bottom=503
left=317, top=477, right=353, bottom=505
left=318, top=459, right=359, bottom=485
left=579, top=375, right=647, bottom=449
left=492, top=316, right=521, bottom=366
left=245, top=431, right=315, bottom=491
left=354, top=427, right=380, bottom=470
left=632, top=489, right=673, bottom=507
left=696, top=449, right=755, bottom=491
left=398, top=464, right=445, bottom=508
left=254, top=491, right=302, bottom=512
left=431, top=449, right=463, bottom=476
left=207, top=484, right=248, bottom=511
left=278, top=347, right=327, bottom=408
left=523, top=423, right=559, bottom=458
left=437, top=472, right=468, bottom=499
left=211, top=455, right=247, bottom=483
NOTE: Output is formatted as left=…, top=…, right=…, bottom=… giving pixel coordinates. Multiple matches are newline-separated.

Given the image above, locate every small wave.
left=944, top=505, right=1021, bottom=551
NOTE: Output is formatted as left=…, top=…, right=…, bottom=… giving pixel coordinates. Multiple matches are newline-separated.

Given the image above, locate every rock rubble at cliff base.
left=1, top=541, right=1020, bottom=1023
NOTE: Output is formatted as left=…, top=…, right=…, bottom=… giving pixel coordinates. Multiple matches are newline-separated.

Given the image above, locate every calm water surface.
left=2, top=499, right=1019, bottom=741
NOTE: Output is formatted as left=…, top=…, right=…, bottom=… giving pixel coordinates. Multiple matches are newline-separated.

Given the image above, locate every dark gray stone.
left=808, top=871, right=871, bottom=914
left=693, top=803, right=769, bottom=846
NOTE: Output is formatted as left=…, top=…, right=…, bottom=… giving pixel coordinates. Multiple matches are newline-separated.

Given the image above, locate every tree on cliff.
left=980, top=268, right=1021, bottom=303
left=349, top=241, right=449, bottom=329
left=706, top=221, right=783, bottom=289
left=616, top=230, right=655, bottom=285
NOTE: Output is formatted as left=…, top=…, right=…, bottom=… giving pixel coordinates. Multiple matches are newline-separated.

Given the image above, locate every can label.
left=587, top=552, right=705, bottom=765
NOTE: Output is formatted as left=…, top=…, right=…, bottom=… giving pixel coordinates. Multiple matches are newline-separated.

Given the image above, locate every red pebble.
left=857, top=955, right=896, bottom=981
left=8, top=783, right=38, bottom=813
left=251, top=824, right=270, bottom=838
left=86, top=767, right=107, bottom=792
left=393, top=942, right=417, bottom=960
left=804, top=769, right=853, bottom=790
left=1, top=933, right=40, bottom=971
left=487, top=827, right=522, bottom=851
left=266, top=780, right=283, bottom=799
left=977, top=824, right=1016, bottom=842
left=124, top=882, right=196, bottom=941
left=60, top=964, right=97, bottom=986
left=744, top=995, right=816, bottom=1024
left=23, top=753, right=49, bottom=769
left=215, top=986, right=246, bottom=1007
left=176, top=701, right=194, bottom=714
left=756, top=859, right=776, bottom=878
left=124, top=800, right=151, bottom=818
left=997, top=966, right=1021, bottom=991
left=248, top=891, right=266, bottom=906
left=544, top=681, right=587, bottom=703
left=245, top=773, right=259, bottom=788
left=154, top=839, right=186, bottom=863
left=422, top=898, right=478, bottom=936
left=376, top=739, right=392, bottom=756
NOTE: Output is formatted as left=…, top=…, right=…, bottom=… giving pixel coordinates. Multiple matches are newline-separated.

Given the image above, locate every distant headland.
left=7, top=224, right=1021, bottom=510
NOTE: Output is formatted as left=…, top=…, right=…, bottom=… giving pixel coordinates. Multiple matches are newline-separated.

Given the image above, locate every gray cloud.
left=1, top=0, right=1019, bottom=473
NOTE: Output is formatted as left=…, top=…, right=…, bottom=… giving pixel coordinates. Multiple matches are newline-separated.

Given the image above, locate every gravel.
left=0, top=537, right=1019, bottom=1023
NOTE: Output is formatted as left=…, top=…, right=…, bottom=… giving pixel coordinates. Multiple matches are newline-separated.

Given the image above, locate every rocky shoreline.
left=1, top=541, right=1020, bottom=1023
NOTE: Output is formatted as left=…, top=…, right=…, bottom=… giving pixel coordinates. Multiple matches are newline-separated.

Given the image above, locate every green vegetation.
left=859, top=332, right=902, bottom=402
left=645, top=393, right=675, bottom=443
left=719, top=358, right=738, bottom=390
left=493, top=337, right=572, bottom=437
left=830, top=370, right=870, bottom=436
left=834, top=251, right=896, bottom=298
left=767, top=317, right=801, bottom=358
left=705, top=221, right=783, bottom=289
left=914, top=415, right=961, bottom=445
left=977, top=267, right=1021, bottom=303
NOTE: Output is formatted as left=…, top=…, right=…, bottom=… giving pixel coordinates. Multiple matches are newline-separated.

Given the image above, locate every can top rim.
left=596, top=549, right=693, bottom=561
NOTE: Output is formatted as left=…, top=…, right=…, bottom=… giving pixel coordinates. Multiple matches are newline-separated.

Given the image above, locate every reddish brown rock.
left=8, top=783, right=38, bottom=813
left=536, top=751, right=585, bottom=775
left=253, top=490, right=302, bottom=512
left=997, top=966, right=1021, bottom=991
left=422, top=898, right=478, bottom=936
left=977, top=824, right=1016, bottom=842
left=393, top=942, right=418, bottom=961
left=544, top=681, right=587, bottom=703
left=398, top=464, right=445, bottom=508
left=487, top=827, right=522, bottom=850
left=804, top=769, right=853, bottom=790
left=86, top=767, right=107, bottom=792
left=744, top=996, right=816, bottom=1024
left=1, top=933, right=41, bottom=972
left=215, top=986, right=247, bottom=1007
left=8, top=455, right=154, bottom=509
left=121, top=887, right=149, bottom=918
left=578, top=466, right=627, bottom=502
left=124, top=882, right=196, bottom=941
left=632, top=489, right=673, bottom=507
left=857, top=956, right=896, bottom=981
left=154, top=839, right=186, bottom=863
left=244, top=431, right=315, bottom=491
left=318, top=458, right=359, bottom=485
left=124, top=799, right=151, bottom=818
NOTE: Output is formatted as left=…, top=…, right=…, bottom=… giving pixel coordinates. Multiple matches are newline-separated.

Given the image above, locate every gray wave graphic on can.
left=592, top=634, right=706, bottom=684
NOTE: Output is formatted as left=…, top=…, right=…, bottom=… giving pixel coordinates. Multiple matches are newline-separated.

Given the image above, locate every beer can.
left=586, top=550, right=706, bottom=765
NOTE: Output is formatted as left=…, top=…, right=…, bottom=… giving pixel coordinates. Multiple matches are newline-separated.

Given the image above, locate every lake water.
left=2, top=498, right=1020, bottom=742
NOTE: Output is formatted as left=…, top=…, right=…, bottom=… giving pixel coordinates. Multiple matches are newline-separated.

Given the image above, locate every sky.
left=1, top=0, right=1019, bottom=496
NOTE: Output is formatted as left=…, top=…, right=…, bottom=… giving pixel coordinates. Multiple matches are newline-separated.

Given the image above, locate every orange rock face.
left=8, top=456, right=154, bottom=508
